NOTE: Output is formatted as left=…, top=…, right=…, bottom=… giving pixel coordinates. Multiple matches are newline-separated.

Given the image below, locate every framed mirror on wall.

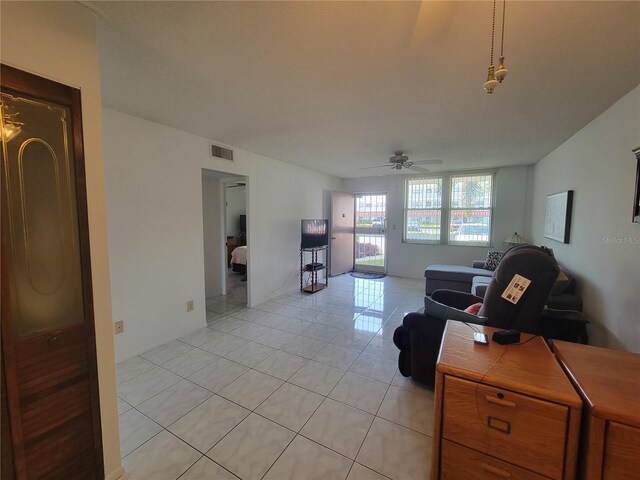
left=633, top=147, right=640, bottom=224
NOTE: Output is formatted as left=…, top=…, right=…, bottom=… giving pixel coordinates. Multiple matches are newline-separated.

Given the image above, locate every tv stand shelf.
left=300, top=246, right=328, bottom=293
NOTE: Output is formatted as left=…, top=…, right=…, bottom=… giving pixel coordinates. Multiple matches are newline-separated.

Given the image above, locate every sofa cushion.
left=471, top=275, right=491, bottom=297
left=483, top=250, right=504, bottom=270
left=550, top=269, right=575, bottom=295
left=425, top=264, right=495, bottom=295
left=425, top=265, right=493, bottom=283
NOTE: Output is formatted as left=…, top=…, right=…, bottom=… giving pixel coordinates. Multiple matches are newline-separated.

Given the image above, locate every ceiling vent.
left=210, top=143, right=234, bottom=161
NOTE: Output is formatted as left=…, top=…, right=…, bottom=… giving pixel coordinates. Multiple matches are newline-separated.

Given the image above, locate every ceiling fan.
left=361, top=152, right=443, bottom=173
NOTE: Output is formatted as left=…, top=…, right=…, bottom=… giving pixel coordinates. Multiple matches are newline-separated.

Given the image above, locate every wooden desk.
left=432, top=321, right=582, bottom=480
left=552, top=341, right=640, bottom=480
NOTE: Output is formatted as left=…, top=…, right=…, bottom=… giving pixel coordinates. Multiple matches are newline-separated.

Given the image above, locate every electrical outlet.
left=186, top=300, right=194, bottom=312
left=114, top=320, right=124, bottom=335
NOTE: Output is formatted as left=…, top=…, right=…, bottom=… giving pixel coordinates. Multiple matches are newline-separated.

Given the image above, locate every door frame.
left=222, top=177, right=248, bottom=297
left=353, top=192, right=388, bottom=274
left=200, top=169, right=249, bottom=305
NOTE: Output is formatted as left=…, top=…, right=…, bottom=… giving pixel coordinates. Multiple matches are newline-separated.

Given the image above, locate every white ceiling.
left=92, top=1, right=640, bottom=178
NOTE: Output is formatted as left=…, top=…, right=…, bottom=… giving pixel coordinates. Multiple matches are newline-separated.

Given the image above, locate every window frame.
left=403, top=171, right=495, bottom=247
left=403, top=176, right=444, bottom=245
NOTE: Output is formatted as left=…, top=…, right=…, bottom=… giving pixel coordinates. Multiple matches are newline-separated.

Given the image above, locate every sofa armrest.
left=538, top=309, right=589, bottom=344
left=472, top=260, right=487, bottom=269
left=541, top=308, right=589, bottom=323
left=547, top=293, right=583, bottom=312
left=425, top=295, right=487, bottom=325
left=431, top=289, right=484, bottom=311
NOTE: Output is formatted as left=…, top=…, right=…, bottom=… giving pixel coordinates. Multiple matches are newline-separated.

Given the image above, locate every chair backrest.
left=479, top=245, right=559, bottom=332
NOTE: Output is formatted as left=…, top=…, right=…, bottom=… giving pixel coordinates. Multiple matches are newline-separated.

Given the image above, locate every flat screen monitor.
left=301, top=219, right=329, bottom=249
left=239, top=214, right=246, bottom=233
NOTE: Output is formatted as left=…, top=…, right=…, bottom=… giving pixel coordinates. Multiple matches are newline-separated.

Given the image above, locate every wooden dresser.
left=552, top=340, right=640, bottom=479
left=431, top=321, right=582, bottom=480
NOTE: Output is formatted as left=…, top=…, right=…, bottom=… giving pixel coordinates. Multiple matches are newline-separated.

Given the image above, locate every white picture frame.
left=544, top=190, right=573, bottom=243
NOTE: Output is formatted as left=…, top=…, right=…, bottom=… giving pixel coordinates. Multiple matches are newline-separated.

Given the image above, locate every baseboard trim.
left=105, top=466, right=125, bottom=480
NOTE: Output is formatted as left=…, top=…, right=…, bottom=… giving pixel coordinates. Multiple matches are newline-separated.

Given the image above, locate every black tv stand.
left=300, top=246, right=328, bottom=293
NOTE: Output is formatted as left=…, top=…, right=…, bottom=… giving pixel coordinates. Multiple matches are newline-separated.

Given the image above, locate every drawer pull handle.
left=48, top=335, right=60, bottom=345
left=488, top=416, right=511, bottom=434
left=481, top=463, right=512, bottom=478
left=486, top=396, right=516, bottom=408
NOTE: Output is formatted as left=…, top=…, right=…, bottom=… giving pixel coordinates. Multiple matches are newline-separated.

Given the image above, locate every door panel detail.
left=1, top=64, right=103, bottom=479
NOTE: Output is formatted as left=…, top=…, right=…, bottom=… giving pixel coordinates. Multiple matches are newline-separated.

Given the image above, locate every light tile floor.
left=119, top=274, right=433, bottom=480
left=206, top=271, right=248, bottom=322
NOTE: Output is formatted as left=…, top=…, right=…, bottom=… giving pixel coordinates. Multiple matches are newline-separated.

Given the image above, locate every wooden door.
left=330, top=192, right=355, bottom=276
left=1, top=65, right=103, bottom=479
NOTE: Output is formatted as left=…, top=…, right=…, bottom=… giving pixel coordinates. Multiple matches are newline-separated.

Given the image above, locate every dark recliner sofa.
left=394, top=245, right=561, bottom=387
left=426, top=259, right=583, bottom=312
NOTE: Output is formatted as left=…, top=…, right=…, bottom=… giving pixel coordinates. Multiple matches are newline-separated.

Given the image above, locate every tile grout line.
left=119, top=278, right=428, bottom=479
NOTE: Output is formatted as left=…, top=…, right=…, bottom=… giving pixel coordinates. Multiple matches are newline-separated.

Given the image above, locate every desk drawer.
left=603, top=422, right=640, bottom=479
left=442, top=376, right=567, bottom=479
left=441, top=439, right=548, bottom=480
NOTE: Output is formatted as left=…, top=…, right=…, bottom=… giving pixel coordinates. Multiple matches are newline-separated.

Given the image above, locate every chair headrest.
left=479, top=245, right=560, bottom=331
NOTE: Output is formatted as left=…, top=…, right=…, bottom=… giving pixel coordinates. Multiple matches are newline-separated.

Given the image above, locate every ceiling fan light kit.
left=484, top=0, right=508, bottom=94
left=484, top=65, right=499, bottom=94
left=496, top=55, right=508, bottom=83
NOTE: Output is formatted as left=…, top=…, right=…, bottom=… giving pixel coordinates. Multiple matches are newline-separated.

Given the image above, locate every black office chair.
left=393, top=245, right=561, bottom=387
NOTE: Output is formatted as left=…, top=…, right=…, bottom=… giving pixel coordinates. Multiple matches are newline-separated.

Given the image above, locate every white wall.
left=104, top=109, right=341, bottom=361
left=225, top=185, right=247, bottom=237
left=0, top=2, right=122, bottom=478
left=202, top=174, right=224, bottom=297
left=527, top=85, right=640, bottom=352
left=342, top=166, right=530, bottom=280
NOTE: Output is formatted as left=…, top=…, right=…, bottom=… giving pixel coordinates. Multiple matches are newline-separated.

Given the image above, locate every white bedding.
left=230, top=245, right=247, bottom=266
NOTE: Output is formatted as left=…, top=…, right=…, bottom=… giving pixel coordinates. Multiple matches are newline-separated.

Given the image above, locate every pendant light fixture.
left=495, top=0, right=508, bottom=83
left=483, top=0, right=508, bottom=93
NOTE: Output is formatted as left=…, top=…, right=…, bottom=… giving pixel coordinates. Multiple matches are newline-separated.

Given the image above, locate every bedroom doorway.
left=201, top=169, right=248, bottom=322
left=223, top=179, right=247, bottom=303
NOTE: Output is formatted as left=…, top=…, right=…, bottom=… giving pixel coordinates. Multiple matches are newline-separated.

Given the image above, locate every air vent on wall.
left=210, top=143, right=234, bottom=161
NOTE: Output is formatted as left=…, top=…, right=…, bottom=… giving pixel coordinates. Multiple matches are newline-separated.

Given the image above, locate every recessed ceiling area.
left=92, top=1, right=640, bottom=178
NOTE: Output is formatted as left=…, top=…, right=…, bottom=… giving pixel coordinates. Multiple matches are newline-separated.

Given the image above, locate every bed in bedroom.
left=230, top=245, right=247, bottom=274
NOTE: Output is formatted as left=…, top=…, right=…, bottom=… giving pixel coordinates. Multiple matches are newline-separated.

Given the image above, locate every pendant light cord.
left=500, top=0, right=506, bottom=57
left=490, top=0, right=496, bottom=65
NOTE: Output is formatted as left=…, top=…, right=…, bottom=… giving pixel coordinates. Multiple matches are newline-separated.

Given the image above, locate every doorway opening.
left=201, top=169, right=248, bottom=322
left=354, top=193, right=387, bottom=273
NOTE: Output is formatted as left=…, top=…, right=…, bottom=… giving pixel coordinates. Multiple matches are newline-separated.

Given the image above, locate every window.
left=404, top=173, right=493, bottom=246
left=405, top=177, right=442, bottom=242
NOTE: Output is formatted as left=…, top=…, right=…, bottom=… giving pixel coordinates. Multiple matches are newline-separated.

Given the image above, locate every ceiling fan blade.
left=412, top=159, right=443, bottom=165
left=407, top=165, right=430, bottom=173
left=360, top=164, right=392, bottom=170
